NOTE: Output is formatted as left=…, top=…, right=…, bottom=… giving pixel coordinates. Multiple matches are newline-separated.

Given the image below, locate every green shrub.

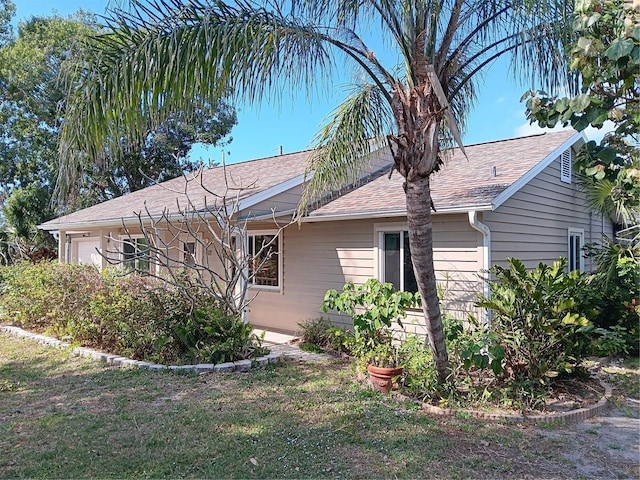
left=477, top=258, right=594, bottom=382
left=398, top=334, right=438, bottom=399
left=321, top=279, right=420, bottom=365
left=297, top=317, right=351, bottom=354
left=0, top=261, right=265, bottom=365
left=585, top=235, right=639, bottom=355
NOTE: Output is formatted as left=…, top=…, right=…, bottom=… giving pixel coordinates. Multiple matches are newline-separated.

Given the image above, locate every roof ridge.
left=207, top=147, right=315, bottom=169
left=461, top=130, right=573, bottom=149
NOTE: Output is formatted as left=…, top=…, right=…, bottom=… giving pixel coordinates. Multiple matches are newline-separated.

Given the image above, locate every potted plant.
left=321, top=279, right=420, bottom=393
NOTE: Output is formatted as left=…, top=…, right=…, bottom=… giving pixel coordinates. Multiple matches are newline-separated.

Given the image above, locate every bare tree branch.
left=103, top=167, right=292, bottom=318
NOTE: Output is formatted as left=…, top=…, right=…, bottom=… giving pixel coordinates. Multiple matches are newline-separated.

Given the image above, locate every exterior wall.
left=247, top=214, right=482, bottom=333
left=247, top=218, right=375, bottom=332
left=55, top=214, right=484, bottom=335
left=484, top=151, right=613, bottom=273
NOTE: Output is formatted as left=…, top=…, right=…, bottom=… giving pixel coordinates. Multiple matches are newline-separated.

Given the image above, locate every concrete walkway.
left=254, top=328, right=333, bottom=362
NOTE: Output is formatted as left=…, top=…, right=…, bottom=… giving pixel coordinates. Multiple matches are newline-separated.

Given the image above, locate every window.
left=568, top=229, right=584, bottom=272
left=248, top=233, right=280, bottom=288
left=560, top=149, right=572, bottom=184
left=122, top=237, right=150, bottom=273
left=183, top=241, right=196, bottom=267
left=381, top=231, right=418, bottom=293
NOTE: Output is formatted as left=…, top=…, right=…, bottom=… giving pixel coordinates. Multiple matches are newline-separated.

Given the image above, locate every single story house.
left=40, top=130, right=614, bottom=333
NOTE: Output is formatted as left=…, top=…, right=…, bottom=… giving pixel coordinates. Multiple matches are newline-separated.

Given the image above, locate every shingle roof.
left=307, top=130, right=579, bottom=219
left=41, top=130, right=580, bottom=231
left=40, top=149, right=313, bottom=230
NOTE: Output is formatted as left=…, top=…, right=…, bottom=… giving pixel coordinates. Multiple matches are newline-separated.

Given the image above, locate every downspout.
left=468, top=211, right=491, bottom=325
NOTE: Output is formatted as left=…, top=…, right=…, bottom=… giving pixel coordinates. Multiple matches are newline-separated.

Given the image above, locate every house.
left=39, top=130, right=614, bottom=333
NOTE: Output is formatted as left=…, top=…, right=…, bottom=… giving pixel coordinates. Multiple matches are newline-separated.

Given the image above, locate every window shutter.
left=560, top=149, right=572, bottom=184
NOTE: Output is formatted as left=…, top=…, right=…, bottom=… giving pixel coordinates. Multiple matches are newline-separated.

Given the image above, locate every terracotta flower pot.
left=367, top=364, right=403, bottom=394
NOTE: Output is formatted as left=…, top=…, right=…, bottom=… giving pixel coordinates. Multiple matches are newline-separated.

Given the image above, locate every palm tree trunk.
left=405, top=174, right=450, bottom=383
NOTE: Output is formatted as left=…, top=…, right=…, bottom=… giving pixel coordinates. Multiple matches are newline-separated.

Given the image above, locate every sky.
left=11, top=0, right=607, bottom=165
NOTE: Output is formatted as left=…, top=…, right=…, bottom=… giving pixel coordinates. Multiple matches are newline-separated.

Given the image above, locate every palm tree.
left=60, top=0, right=573, bottom=382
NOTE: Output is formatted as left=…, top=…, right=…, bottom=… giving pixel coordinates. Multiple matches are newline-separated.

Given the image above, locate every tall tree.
left=524, top=0, right=639, bottom=227
left=77, top=105, right=236, bottom=207
left=0, top=13, right=94, bottom=249
left=0, top=11, right=236, bottom=247
left=60, top=0, right=573, bottom=382
left=0, top=0, right=14, bottom=46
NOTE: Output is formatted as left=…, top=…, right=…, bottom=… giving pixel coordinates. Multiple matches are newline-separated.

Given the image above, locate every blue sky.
left=13, top=0, right=590, bottom=165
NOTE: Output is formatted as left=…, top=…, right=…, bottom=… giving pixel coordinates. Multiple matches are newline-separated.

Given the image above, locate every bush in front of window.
left=584, top=234, right=639, bottom=356
left=321, top=278, right=421, bottom=367
left=0, top=261, right=266, bottom=365
left=476, top=258, right=595, bottom=382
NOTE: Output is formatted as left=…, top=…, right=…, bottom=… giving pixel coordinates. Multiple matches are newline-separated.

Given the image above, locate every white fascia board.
left=38, top=207, right=226, bottom=233
left=39, top=217, right=138, bottom=232
left=302, top=204, right=492, bottom=223
left=236, top=173, right=309, bottom=213
left=491, top=131, right=585, bottom=211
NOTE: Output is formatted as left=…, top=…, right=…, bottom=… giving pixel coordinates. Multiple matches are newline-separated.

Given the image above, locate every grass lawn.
left=0, top=332, right=637, bottom=479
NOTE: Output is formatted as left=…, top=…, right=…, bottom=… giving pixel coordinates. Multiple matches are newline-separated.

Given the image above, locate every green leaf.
left=585, top=13, right=600, bottom=27
left=574, top=0, right=594, bottom=13
left=605, top=39, right=634, bottom=61
left=569, top=94, right=591, bottom=112
left=554, top=98, right=569, bottom=113
left=596, top=148, right=618, bottom=164
left=490, top=359, right=503, bottom=375
left=577, top=36, right=592, bottom=53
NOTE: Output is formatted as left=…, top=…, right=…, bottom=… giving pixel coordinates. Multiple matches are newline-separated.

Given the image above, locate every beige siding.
left=60, top=213, right=485, bottom=335
left=248, top=215, right=482, bottom=333
left=247, top=219, right=375, bottom=332
left=484, top=152, right=612, bottom=272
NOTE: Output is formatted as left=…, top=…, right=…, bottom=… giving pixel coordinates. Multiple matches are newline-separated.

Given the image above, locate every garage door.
left=73, top=238, right=102, bottom=266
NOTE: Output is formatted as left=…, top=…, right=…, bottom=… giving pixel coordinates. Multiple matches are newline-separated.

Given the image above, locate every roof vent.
left=490, top=166, right=497, bottom=178
left=560, top=149, right=572, bottom=184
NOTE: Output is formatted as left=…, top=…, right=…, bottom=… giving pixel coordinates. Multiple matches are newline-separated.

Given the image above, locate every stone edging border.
left=0, top=325, right=283, bottom=373
left=3, top=324, right=613, bottom=424
left=392, top=381, right=612, bottom=425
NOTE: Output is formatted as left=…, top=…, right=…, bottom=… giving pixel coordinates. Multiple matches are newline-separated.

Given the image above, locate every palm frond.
left=298, top=82, right=394, bottom=216
left=442, top=0, right=573, bottom=99
left=59, top=0, right=335, bottom=199
left=584, top=178, right=618, bottom=220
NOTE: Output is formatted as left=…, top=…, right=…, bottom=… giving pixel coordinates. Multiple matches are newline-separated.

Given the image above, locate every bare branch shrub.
left=104, top=166, right=292, bottom=318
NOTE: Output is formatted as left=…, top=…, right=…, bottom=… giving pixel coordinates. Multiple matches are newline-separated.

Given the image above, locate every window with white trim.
left=380, top=231, right=418, bottom=293
left=122, top=236, right=150, bottom=273
left=568, top=228, right=584, bottom=272
left=248, top=233, right=280, bottom=288
left=560, top=149, right=572, bottom=184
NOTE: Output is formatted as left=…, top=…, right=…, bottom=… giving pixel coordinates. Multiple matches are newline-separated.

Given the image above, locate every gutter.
left=303, top=204, right=493, bottom=223
left=468, top=210, right=491, bottom=325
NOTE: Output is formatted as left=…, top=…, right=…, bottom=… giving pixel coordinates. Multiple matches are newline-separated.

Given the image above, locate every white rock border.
left=0, top=325, right=283, bottom=373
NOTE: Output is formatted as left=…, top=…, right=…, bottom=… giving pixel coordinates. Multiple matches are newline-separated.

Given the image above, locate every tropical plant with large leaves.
left=60, top=0, right=573, bottom=382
